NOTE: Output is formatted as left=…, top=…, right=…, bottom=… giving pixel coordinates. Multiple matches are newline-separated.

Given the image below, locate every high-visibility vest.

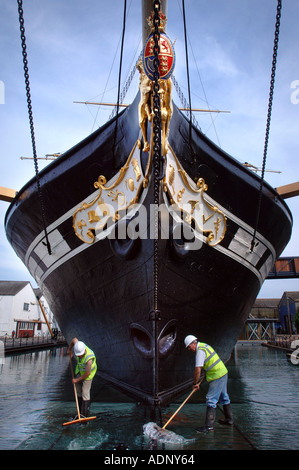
left=197, top=342, right=227, bottom=382
left=75, top=346, right=97, bottom=380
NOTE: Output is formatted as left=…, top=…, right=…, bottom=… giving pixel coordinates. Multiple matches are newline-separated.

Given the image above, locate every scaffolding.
left=240, top=319, right=277, bottom=342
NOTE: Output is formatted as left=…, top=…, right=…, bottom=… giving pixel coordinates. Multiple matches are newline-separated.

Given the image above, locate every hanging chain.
left=152, top=0, right=161, bottom=313
left=251, top=0, right=282, bottom=252
left=17, top=0, right=51, bottom=255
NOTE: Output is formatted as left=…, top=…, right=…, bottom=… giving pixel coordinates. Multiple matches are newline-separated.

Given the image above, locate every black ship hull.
left=5, top=93, right=292, bottom=406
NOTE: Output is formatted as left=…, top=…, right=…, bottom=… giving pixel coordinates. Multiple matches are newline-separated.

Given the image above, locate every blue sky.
left=0, top=0, right=299, bottom=299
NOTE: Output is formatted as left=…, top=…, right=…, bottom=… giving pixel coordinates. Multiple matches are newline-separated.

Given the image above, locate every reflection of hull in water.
left=5, top=90, right=292, bottom=405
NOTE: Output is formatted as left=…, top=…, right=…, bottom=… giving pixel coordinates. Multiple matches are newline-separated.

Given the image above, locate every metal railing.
left=264, top=334, right=299, bottom=351
left=1, top=332, right=66, bottom=351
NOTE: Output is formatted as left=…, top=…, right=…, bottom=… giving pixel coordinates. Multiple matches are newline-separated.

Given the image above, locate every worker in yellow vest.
left=184, top=335, right=233, bottom=433
left=67, top=338, right=97, bottom=418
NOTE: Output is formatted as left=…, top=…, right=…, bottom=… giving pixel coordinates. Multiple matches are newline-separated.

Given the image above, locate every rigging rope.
left=109, top=55, right=139, bottom=120
left=17, top=0, right=51, bottom=255
left=112, top=0, right=127, bottom=162
left=176, top=0, right=220, bottom=144
left=251, top=0, right=282, bottom=252
left=171, top=75, right=200, bottom=130
left=181, top=0, right=196, bottom=162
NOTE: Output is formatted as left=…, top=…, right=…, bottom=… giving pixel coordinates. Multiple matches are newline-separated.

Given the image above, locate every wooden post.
left=37, top=297, right=53, bottom=338
left=0, top=186, right=16, bottom=203
left=276, top=181, right=299, bottom=199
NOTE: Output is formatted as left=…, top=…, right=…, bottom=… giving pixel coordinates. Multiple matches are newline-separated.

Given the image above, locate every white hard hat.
left=74, top=341, right=86, bottom=356
left=184, top=335, right=197, bottom=348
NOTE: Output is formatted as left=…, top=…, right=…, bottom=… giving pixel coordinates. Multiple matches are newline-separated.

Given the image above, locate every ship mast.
left=142, top=0, right=167, bottom=43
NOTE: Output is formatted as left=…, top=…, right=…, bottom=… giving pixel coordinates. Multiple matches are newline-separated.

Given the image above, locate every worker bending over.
left=67, top=338, right=97, bottom=418
left=184, top=335, right=233, bottom=432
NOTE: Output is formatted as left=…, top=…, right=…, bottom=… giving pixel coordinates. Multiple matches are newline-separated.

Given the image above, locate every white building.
left=0, top=281, right=56, bottom=338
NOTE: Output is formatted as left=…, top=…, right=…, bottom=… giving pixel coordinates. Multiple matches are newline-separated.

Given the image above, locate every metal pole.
left=37, top=297, right=53, bottom=338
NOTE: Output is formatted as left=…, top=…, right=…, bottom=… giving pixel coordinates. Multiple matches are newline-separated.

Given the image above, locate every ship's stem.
left=142, top=0, right=168, bottom=409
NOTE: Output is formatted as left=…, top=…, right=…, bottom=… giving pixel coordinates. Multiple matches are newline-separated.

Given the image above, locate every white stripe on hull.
left=24, top=146, right=275, bottom=287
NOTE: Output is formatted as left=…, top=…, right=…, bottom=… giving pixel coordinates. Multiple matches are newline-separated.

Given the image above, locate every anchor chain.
left=152, top=0, right=162, bottom=314
left=149, top=0, right=162, bottom=409
left=17, top=0, right=51, bottom=255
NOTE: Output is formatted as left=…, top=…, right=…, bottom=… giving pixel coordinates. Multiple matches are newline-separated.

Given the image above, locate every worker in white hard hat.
left=67, top=338, right=97, bottom=418
left=184, top=335, right=233, bottom=433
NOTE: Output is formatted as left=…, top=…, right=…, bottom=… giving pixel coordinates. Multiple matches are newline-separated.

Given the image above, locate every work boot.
left=218, top=404, right=233, bottom=426
left=196, top=406, right=216, bottom=433
left=81, top=400, right=91, bottom=418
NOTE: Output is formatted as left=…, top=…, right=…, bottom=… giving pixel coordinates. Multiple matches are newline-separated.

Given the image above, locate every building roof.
left=283, top=291, right=299, bottom=302
left=0, top=281, right=30, bottom=296
left=253, top=298, right=280, bottom=308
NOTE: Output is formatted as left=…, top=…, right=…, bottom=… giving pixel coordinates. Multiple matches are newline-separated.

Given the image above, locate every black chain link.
left=152, top=0, right=161, bottom=313
left=251, top=0, right=282, bottom=252
left=17, top=0, right=51, bottom=255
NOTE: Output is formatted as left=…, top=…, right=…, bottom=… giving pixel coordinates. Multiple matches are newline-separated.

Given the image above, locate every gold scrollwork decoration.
left=73, top=141, right=149, bottom=244
left=163, top=147, right=227, bottom=247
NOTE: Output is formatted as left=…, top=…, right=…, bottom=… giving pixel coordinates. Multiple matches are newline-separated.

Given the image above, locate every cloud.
left=197, top=35, right=239, bottom=78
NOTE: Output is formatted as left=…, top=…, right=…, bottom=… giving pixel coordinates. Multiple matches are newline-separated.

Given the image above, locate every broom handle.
left=162, top=378, right=204, bottom=430
left=70, top=357, right=81, bottom=418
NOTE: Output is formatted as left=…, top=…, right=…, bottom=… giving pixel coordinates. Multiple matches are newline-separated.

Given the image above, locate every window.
left=19, top=322, right=34, bottom=330
left=23, top=303, right=29, bottom=311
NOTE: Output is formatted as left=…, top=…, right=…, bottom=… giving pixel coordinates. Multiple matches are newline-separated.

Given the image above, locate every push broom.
left=146, top=377, right=204, bottom=440
left=161, top=388, right=197, bottom=430
left=161, top=377, right=204, bottom=431
left=62, top=358, right=97, bottom=426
